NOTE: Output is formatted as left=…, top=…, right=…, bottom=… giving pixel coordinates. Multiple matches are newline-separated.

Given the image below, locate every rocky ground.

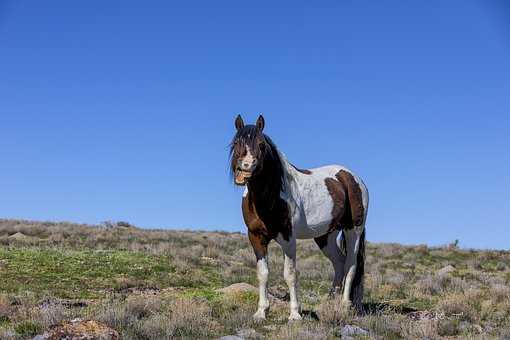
left=0, top=219, right=509, bottom=339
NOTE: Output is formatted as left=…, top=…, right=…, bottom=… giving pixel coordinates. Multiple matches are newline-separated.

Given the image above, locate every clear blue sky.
left=1, top=1, right=509, bottom=249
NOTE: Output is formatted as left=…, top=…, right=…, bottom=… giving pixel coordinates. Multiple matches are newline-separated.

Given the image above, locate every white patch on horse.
left=253, top=257, right=269, bottom=319
left=240, top=145, right=256, bottom=171
left=243, top=187, right=249, bottom=197
left=276, top=234, right=301, bottom=320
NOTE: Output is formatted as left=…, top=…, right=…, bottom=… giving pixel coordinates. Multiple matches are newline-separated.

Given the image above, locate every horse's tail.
left=350, top=228, right=365, bottom=312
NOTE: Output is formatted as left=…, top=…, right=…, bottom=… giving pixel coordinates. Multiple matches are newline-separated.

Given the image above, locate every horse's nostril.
left=243, top=163, right=250, bottom=169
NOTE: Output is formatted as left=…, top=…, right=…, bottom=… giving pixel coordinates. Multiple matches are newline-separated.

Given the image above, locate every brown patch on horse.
left=324, top=177, right=346, bottom=232
left=336, top=170, right=365, bottom=227
left=242, top=196, right=269, bottom=259
left=324, top=170, right=365, bottom=232
left=290, top=164, right=312, bottom=175
left=242, top=190, right=292, bottom=244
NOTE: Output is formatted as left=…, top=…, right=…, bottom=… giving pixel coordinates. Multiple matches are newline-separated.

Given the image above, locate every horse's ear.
left=256, top=115, right=265, bottom=131
left=235, top=114, right=244, bottom=130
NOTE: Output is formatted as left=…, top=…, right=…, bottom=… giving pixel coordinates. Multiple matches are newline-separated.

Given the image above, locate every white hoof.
left=288, top=311, right=302, bottom=321
left=253, top=309, right=266, bottom=320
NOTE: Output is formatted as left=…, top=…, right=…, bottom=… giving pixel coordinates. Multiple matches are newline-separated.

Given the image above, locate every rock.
left=219, top=336, right=244, bottom=340
left=237, top=328, right=263, bottom=339
left=340, top=325, right=369, bottom=337
left=43, top=320, right=119, bottom=340
left=437, top=265, right=456, bottom=276
left=32, top=336, right=48, bottom=340
left=8, top=232, right=29, bottom=240
left=217, top=283, right=259, bottom=295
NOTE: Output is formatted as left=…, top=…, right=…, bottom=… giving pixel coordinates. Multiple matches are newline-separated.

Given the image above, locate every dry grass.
left=0, top=218, right=509, bottom=339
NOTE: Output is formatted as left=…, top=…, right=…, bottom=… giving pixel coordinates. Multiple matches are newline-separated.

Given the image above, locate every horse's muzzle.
left=235, top=168, right=252, bottom=185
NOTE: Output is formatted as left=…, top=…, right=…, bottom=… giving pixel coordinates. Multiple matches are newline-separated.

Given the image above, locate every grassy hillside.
left=0, top=219, right=509, bottom=339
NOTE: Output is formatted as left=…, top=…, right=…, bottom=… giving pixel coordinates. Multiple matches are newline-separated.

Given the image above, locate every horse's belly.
left=293, top=220, right=332, bottom=239
left=292, top=199, right=334, bottom=239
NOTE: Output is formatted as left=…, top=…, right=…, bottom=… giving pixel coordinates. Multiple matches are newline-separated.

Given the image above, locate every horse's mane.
left=229, top=126, right=286, bottom=209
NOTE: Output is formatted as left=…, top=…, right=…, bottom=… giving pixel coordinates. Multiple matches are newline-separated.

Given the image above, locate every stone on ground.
left=216, top=283, right=259, bottom=295
left=340, top=324, right=369, bottom=336
left=8, top=232, right=29, bottom=240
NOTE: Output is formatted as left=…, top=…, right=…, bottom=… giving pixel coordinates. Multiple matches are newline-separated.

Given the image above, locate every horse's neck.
left=249, top=150, right=299, bottom=206
left=248, top=151, right=285, bottom=207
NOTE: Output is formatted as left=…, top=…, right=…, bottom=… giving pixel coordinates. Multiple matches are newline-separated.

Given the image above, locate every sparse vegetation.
left=0, top=218, right=509, bottom=339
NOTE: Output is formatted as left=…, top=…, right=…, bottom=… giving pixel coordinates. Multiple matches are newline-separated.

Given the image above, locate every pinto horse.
left=230, top=115, right=369, bottom=321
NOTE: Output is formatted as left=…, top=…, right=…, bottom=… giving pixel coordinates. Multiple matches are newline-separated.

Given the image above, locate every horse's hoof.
left=253, top=310, right=266, bottom=321
left=288, top=312, right=302, bottom=322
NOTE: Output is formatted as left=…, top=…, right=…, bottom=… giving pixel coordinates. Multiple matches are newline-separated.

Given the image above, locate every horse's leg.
left=341, top=225, right=365, bottom=311
left=277, top=235, right=302, bottom=321
left=248, top=231, right=270, bottom=320
left=314, top=230, right=346, bottom=296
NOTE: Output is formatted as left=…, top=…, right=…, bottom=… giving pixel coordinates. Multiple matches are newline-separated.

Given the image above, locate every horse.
left=229, top=114, right=369, bottom=321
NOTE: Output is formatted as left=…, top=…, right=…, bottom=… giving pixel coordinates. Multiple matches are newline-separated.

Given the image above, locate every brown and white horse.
left=230, top=115, right=369, bottom=321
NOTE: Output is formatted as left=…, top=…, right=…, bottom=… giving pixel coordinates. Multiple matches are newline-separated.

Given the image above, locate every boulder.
left=8, top=232, right=29, bottom=240
left=216, top=283, right=259, bottom=295
left=340, top=324, right=369, bottom=337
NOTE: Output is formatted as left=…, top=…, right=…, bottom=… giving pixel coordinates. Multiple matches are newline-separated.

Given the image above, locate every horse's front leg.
left=277, top=235, right=302, bottom=321
left=249, top=231, right=270, bottom=320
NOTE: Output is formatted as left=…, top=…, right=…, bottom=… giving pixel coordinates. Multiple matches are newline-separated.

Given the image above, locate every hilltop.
left=0, top=219, right=509, bottom=339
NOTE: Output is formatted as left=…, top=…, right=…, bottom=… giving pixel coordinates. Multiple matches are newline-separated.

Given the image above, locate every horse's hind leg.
left=342, top=226, right=365, bottom=312
left=314, top=230, right=346, bottom=296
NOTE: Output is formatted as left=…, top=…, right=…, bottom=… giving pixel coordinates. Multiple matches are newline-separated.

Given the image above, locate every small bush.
left=14, top=321, right=43, bottom=337
left=437, top=294, right=477, bottom=322
left=316, top=298, right=353, bottom=327
left=437, top=318, right=460, bottom=336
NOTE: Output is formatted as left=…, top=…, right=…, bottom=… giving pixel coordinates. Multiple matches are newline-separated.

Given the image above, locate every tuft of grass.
left=14, top=321, right=43, bottom=337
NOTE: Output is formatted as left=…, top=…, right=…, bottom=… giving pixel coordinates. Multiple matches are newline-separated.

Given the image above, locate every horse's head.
left=230, top=114, right=269, bottom=186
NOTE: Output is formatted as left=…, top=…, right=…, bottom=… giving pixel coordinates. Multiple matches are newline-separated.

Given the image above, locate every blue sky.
left=1, top=1, right=509, bottom=249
